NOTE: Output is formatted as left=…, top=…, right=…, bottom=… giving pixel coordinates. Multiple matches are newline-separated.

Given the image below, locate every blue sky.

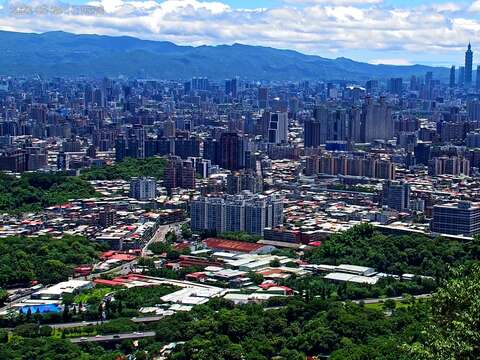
left=0, top=0, right=479, bottom=66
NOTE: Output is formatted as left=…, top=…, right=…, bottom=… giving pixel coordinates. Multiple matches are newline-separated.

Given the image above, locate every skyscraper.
left=388, top=78, right=403, bottom=95
left=164, top=156, right=195, bottom=193
left=304, top=117, right=322, bottom=148
left=362, top=96, right=394, bottom=142
left=459, top=67, right=465, bottom=87
left=258, top=87, right=268, bottom=109
left=267, top=112, right=289, bottom=144
left=465, top=43, right=473, bottom=88
left=476, top=65, right=480, bottom=90
left=220, top=132, right=244, bottom=171
left=449, top=66, right=456, bottom=88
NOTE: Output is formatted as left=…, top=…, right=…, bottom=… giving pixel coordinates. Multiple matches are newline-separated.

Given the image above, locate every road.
left=141, top=223, right=175, bottom=256
left=352, top=293, right=432, bottom=305
left=49, top=315, right=170, bottom=330
left=1, top=222, right=186, bottom=313
left=50, top=320, right=107, bottom=329
left=70, top=331, right=155, bottom=343
left=143, top=221, right=186, bottom=256
left=89, top=221, right=184, bottom=279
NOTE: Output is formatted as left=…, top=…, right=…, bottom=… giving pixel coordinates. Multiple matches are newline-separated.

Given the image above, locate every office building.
left=225, top=78, right=239, bottom=98
left=459, top=66, right=465, bottom=87
left=431, top=202, right=480, bottom=236
left=266, top=112, right=288, bottom=144
left=477, top=65, right=480, bottom=90
left=388, top=78, right=403, bottom=95
left=450, top=66, right=456, bottom=88
left=383, top=181, right=411, bottom=212
left=258, top=87, right=268, bottom=109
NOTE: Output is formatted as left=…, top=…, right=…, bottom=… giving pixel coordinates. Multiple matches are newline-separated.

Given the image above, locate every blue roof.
left=19, top=304, right=61, bottom=314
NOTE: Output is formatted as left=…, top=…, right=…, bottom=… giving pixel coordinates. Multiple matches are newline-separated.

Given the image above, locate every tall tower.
left=476, top=65, right=480, bottom=90
left=450, top=66, right=456, bottom=88
left=465, top=43, right=473, bottom=87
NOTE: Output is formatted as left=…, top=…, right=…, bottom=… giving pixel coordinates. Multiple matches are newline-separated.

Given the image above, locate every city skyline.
left=0, top=0, right=480, bottom=66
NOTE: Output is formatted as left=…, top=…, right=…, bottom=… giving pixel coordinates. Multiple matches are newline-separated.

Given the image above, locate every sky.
left=0, top=0, right=479, bottom=66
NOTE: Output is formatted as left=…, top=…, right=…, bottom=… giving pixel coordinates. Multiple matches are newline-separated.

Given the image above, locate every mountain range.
left=0, top=30, right=450, bottom=81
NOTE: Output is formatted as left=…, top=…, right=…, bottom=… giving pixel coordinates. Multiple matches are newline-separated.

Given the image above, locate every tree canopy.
left=0, top=172, right=97, bottom=213
left=81, top=157, right=167, bottom=181
left=304, top=223, right=479, bottom=278
left=0, top=235, right=102, bottom=287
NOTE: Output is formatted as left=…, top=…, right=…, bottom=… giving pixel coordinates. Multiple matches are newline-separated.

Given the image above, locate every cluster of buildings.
left=190, top=193, right=283, bottom=236
left=4, top=44, right=480, bottom=326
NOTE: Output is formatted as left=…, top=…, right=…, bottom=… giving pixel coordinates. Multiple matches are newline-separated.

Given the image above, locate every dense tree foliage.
left=305, top=224, right=480, bottom=278
left=0, top=172, right=97, bottom=213
left=218, top=231, right=262, bottom=243
left=0, top=235, right=102, bottom=287
left=149, top=297, right=428, bottom=360
left=81, top=157, right=167, bottom=181
left=0, top=337, right=121, bottom=360
left=407, top=263, right=480, bottom=359
left=113, top=285, right=178, bottom=310
left=283, top=275, right=436, bottom=301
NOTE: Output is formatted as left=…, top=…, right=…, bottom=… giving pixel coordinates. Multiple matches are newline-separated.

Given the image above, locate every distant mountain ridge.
left=0, top=30, right=450, bottom=81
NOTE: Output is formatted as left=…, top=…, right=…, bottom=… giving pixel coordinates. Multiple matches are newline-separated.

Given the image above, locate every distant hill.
left=0, top=30, right=449, bottom=81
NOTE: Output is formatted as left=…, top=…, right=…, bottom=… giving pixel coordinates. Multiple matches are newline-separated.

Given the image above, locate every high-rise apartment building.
left=129, top=177, right=156, bottom=200
left=164, top=156, right=195, bottom=193
left=362, top=97, right=394, bottom=142
left=219, top=132, right=244, bottom=171
left=190, top=194, right=283, bottom=236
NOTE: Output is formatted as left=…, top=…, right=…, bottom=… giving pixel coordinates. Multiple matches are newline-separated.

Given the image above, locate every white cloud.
left=0, top=0, right=477, bottom=64
left=284, top=0, right=382, bottom=4
left=469, top=0, right=480, bottom=12
left=370, top=58, right=412, bottom=66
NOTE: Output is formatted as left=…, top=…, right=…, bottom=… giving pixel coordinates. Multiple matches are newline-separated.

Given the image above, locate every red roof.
left=203, top=238, right=265, bottom=253
left=174, top=243, right=190, bottom=250
left=110, top=254, right=136, bottom=261
left=101, top=251, right=115, bottom=258
left=94, top=279, right=125, bottom=287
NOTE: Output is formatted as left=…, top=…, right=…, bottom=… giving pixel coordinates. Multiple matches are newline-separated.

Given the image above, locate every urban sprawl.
left=1, top=44, right=480, bottom=360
